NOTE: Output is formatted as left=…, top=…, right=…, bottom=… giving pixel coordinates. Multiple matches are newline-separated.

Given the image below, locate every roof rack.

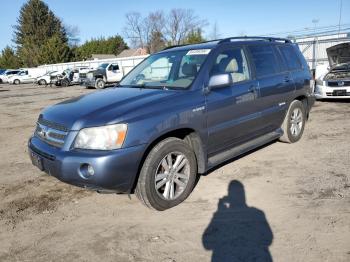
left=162, top=39, right=226, bottom=51
left=162, top=36, right=292, bottom=51
left=218, top=36, right=292, bottom=44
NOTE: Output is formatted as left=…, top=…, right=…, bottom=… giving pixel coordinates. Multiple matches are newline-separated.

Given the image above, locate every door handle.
left=248, top=85, right=256, bottom=92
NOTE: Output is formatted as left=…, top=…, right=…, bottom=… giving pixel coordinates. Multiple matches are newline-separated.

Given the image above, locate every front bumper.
left=83, top=78, right=96, bottom=88
left=314, top=84, right=350, bottom=99
left=28, top=136, right=146, bottom=193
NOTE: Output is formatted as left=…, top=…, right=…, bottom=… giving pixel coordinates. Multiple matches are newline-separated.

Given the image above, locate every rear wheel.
left=279, top=100, right=306, bottom=143
left=135, top=137, right=197, bottom=210
left=14, top=79, right=20, bottom=85
left=95, top=78, right=105, bottom=89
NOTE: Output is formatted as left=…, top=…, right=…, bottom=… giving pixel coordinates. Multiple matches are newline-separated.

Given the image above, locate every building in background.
left=293, top=32, right=350, bottom=69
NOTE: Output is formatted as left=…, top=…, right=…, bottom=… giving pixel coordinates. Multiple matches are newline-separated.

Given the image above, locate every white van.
left=8, top=68, right=48, bottom=85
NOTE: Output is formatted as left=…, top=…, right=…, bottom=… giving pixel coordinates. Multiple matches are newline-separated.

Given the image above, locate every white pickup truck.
left=82, top=63, right=123, bottom=89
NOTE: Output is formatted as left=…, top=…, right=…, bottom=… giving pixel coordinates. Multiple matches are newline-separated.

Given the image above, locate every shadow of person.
left=202, top=180, right=273, bottom=262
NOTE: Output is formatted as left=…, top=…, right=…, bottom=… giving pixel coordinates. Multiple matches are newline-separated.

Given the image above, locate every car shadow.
left=202, top=180, right=273, bottom=262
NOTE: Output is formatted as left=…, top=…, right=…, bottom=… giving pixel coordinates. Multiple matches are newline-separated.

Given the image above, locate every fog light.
left=79, top=163, right=95, bottom=179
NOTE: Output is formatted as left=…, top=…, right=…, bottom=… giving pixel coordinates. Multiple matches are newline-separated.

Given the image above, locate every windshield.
left=98, top=63, right=109, bottom=69
left=120, top=49, right=211, bottom=89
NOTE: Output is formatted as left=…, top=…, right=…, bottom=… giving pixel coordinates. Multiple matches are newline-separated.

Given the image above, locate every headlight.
left=74, top=124, right=127, bottom=150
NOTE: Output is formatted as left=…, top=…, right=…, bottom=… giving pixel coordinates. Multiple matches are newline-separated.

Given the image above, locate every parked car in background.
left=36, top=71, right=60, bottom=85
left=29, top=37, right=314, bottom=210
left=0, top=69, right=6, bottom=75
left=8, top=68, right=47, bottom=85
left=83, top=62, right=123, bottom=89
left=0, top=69, right=21, bottom=83
left=314, top=43, right=350, bottom=99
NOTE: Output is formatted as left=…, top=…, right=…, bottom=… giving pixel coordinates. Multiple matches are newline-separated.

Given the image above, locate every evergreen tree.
left=39, top=34, right=71, bottom=64
left=13, top=0, right=69, bottom=66
left=0, top=46, right=21, bottom=69
left=185, top=28, right=205, bottom=44
left=75, top=35, right=128, bottom=60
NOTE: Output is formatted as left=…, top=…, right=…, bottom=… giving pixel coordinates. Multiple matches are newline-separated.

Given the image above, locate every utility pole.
left=338, top=0, right=343, bottom=37
left=311, top=19, right=319, bottom=69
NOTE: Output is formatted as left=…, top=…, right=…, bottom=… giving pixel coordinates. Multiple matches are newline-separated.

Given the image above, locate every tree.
left=148, top=31, right=166, bottom=53
left=123, top=9, right=207, bottom=50
left=75, top=35, right=128, bottom=60
left=13, top=0, right=69, bottom=66
left=123, top=12, right=146, bottom=48
left=0, top=46, right=21, bottom=69
left=208, top=22, right=221, bottom=40
left=165, top=9, right=207, bottom=45
left=185, top=28, right=206, bottom=44
left=39, top=34, right=71, bottom=64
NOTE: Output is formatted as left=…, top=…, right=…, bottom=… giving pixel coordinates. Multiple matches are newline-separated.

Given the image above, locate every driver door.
left=205, top=46, right=261, bottom=156
left=107, top=64, right=123, bottom=82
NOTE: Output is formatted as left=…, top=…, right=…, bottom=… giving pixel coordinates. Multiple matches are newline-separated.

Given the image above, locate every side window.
left=278, top=45, right=303, bottom=71
left=248, top=45, right=279, bottom=77
left=210, top=47, right=250, bottom=83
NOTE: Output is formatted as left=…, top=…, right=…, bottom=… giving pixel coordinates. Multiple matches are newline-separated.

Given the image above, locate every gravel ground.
left=0, top=83, right=349, bottom=262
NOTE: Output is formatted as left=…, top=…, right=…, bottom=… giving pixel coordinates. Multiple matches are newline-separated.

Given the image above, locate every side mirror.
left=208, top=73, right=233, bottom=89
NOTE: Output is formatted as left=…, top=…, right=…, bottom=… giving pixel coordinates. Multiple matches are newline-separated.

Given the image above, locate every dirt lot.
left=0, top=83, right=349, bottom=262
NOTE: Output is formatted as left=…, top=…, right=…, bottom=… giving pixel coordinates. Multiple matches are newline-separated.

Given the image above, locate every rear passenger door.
left=277, top=44, right=310, bottom=95
left=205, top=46, right=260, bottom=155
left=247, top=44, right=295, bottom=133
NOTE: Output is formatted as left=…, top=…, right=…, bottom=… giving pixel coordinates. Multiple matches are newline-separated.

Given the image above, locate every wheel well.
left=130, top=128, right=206, bottom=193
left=294, top=95, right=309, bottom=117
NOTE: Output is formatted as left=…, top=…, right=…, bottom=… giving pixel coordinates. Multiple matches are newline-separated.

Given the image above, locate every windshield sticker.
left=186, top=49, right=211, bottom=55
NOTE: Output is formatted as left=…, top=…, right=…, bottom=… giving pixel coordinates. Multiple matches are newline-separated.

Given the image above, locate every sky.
left=0, top=0, right=349, bottom=50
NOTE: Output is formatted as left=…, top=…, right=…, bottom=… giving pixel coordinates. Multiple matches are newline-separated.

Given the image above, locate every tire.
left=135, top=137, right=197, bottom=211
left=14, top=79, right=20, bottom=85
left=60, top=79, right=69, bottom=87
left=95, top=78, right=105, bottom=89
left=279, top=100, right=306, bottom=143
left=39, top=79, right=47, bottom=86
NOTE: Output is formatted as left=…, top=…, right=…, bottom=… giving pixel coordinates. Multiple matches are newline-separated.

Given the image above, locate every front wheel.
left=279, top=100, right=306, bottom=143
left=14, top=79, right=20, bottom=85
left=135, top=137, right=197, bottom=210
left=39, top=79, right=47, bottom=86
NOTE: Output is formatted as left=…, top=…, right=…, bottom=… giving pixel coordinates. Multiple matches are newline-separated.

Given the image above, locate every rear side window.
left=278, top=45, right=303, bottom=70
left=248, top=45, right=280, bottom=77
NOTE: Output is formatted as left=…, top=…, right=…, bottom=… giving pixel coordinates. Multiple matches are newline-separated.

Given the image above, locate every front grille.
left=326, top=91, right=350, bottom=97
left=35, top=118, right=68, bottom=148
left=79, top=73, right=87, bottom=78
left=327, top=80, right=350, bottom=87
left=38, top=117, right=68, bottom=132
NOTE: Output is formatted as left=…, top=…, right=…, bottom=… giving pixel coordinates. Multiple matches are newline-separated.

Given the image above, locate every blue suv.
left=29, top=37, right=315, bottom=210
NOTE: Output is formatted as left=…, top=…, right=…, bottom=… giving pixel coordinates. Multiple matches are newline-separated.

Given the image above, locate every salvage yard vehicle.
left=83, top=62, right=123, bottom=89
left=8, top=68, right=47, bottom=85
left=36, top=71, right=60, bottom=85
left=314, top=42, right=350, bottom=99
left=28, top=36, right=315, bottom=210
left=0, top=69, right=21, bottom=83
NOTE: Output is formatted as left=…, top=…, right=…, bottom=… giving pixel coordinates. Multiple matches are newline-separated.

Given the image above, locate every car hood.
left=326, top=43, right=350, bottom=68
left=40, top=87, right=181, bottom=130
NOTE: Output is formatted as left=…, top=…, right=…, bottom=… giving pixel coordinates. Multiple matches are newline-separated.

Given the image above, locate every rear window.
left=248, top=45, right=279, bottom=77
left=278, top=45, right=303, bottom=71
